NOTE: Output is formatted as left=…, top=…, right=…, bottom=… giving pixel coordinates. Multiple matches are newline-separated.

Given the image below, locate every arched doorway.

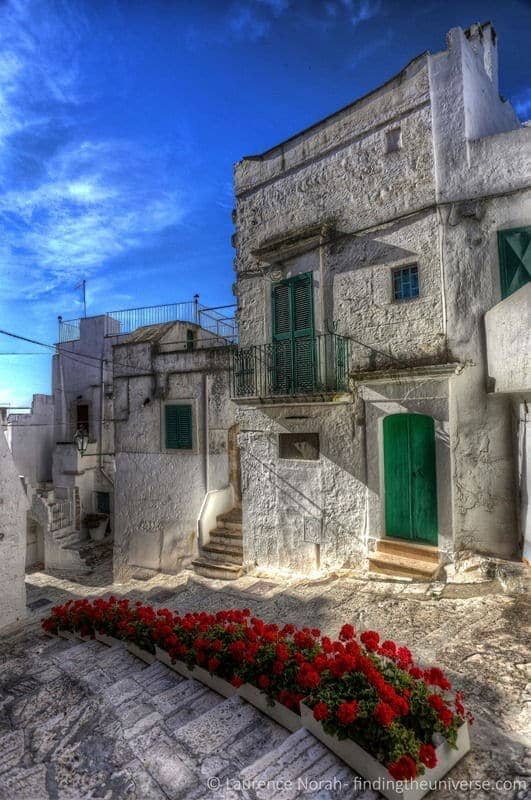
left=383, top=413, right=438, bottom=545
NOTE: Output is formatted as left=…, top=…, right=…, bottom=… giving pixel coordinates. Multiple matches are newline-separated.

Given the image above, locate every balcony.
left=230, top=333, right=350, bottom=402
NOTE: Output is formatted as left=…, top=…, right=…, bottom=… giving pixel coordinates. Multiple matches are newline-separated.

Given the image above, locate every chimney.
left=465, top=21, right=499, bottom=94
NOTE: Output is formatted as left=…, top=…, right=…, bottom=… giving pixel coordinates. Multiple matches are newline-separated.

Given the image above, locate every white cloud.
left=0, top=1, right=189, bottom=303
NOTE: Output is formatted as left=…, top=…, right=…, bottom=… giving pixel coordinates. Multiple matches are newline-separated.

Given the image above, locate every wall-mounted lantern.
left=74, top=427, right=89, bottom=456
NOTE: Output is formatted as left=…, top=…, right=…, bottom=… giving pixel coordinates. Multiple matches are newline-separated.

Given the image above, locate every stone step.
left=201, top=542, right=243, bottom=565
left=375, top=537, right=440, bottom=563
left=240, top=727, right=355, bottom=799
left=149, top=679, right=225, bottom=733
left=216, top=508, right=242, bottom=531
left=192, top=558, right=244, bottom=581
left=173, top=694, right=288, bottom=772
left=369, top=550, right=441, bottom=580
left=209, top=526, right=243, bottom=541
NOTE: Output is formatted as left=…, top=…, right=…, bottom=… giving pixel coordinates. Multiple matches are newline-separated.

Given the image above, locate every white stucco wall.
left=0, top=431, right=27, bottom=630
left=485, top=283, right=531, bottom=394
left=232, top=23, right=529, bottom=572
left=7, top=394, right=54, bottom=487
left=113, top=338, right=235, bottom=581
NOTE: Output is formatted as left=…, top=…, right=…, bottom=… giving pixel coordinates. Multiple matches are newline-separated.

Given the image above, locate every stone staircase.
left=369, top=538, right=441, bottom=580
left=0, top=634, right=363, bottom=799
left=192, top=507, right=244, bottom=581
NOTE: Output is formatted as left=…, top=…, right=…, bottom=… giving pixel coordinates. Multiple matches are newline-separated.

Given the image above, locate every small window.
left=186, top=329, right=196, bottom=351
left=76, top=404, right=89, bottom=435
left=385, top=127, right=402, bottom=153
left=96, top=491, right=110, bottom=514
left=165, top=404, right=193, bottom=450
left=393, top=265, right=419, bottom=302
left=279, top=432, right=319, bottom=461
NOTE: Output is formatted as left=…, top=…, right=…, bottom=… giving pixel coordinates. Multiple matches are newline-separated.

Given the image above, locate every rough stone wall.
left=238, top=401, right=366, bottom=574
left=234, top=58, right=438, bottom=360
left=113, top=345, right=235, bottom=581
left=0, top=431, right=27, bottom=630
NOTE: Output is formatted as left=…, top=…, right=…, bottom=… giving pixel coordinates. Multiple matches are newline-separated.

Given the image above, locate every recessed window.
left=392, top=265, right=419, bottom=302
left=279, top=432, right=319, bottom=461
left=186, top=329, right=196, bottom=351
left=76, top=404, right=89, bottom=435
left=165, top=404, right=193, bottom=450
left=96, top=491, right=110, bottom=514
left=385, top=127, right=402, bottom=153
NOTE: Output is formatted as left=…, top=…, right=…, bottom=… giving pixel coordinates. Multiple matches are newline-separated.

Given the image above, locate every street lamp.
left=74, top=427, right=89, bottom=456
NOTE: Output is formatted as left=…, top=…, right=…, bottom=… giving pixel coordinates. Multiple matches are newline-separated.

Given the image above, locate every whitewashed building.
left=0, top=428, right=28, bottom=629
left=112, top=314, right=241, bottom=582
left=230, top=23, right=531, bottom=578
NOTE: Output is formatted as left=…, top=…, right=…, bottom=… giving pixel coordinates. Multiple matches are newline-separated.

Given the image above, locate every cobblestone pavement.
left=0, top=560, right=529, bottom=799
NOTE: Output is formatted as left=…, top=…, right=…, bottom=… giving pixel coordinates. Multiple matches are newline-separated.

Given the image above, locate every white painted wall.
left=113, top=337, right=234, bottom=581
left=233, top=22, right=529, bottom=572
left=7, top=394, right=54, bottom=487
left=485, top=284, right=531, bottom=394
left=0, top=431, right=27, bottom=629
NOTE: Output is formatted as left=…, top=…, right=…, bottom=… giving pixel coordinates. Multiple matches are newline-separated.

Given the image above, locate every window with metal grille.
left=279, top=432, right=320, bottom=461
left=392, top=265, right=419, bottom=301
left=165, top=404, right=193, bottom=450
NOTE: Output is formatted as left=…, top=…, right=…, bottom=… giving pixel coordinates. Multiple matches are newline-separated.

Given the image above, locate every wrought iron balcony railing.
left=230, top=333, right=350, bottom=400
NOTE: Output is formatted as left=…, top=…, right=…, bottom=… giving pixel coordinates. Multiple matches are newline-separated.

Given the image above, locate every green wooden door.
left=383, top=413, right=438, bottom=544
left=498, top=227, right=531, bottom=299
left=272, top=272, right=314, bottom=393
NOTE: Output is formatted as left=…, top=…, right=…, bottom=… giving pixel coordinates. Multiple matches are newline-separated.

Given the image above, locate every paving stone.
left=240, top=729, right=359, bottom=800
left=104, top=677, right=145, bottom=707
left=131, top=725, right=198, bottom=800
left=0, top=764, right=49, bottom=799
left=152, top=679, right=222, bottom=729
left=174, top=695, right=286, bottom=764
left=133, top=660, right=180, bottom=695
left=0, top=730, right=24, bottom=775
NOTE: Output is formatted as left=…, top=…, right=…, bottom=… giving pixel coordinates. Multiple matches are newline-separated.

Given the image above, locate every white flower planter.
left=300, top=703, right=471, bottom=800
left=95, top=632, right=122, bottom=648
left=189, top=665, right=238, bottom=698
left=58, top=629, right=77, bottom=641
left=239, top=684, right=302, bottom=732
left=154, top=648, right=194, bottom=678
left=75, top=632, right=93, bottom=642
left=126, top=642, right=156, bottom=664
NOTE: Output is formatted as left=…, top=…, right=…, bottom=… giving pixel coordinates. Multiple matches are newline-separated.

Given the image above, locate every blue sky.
left=1, top=0, right=530, bottom=407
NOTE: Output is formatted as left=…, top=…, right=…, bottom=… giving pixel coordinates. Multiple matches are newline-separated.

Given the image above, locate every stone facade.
left=113, top=322, right=236, bottom=581
left=232, top=23, right=531, bottom=575
left=0, top=430, right=27, bottom=629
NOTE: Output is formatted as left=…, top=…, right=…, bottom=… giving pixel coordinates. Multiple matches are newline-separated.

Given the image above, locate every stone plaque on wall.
left=303, top=516, right=323, bottom=544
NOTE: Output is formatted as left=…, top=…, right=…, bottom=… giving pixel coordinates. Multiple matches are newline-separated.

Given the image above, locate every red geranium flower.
left=339, top=623, right=355, bottom=641
left=337, top=700, right=359, bottom=725
left=419, top=743, right=437, bottom=769
left=373, top=702, right=397, bottom=727
left=313, top=702, right=329, bottom=721
left=388, top=755, right=417, bottom=780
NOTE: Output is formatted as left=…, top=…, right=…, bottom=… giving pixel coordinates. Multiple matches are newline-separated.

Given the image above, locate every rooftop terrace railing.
left=58, top=300, right=238, bottom=345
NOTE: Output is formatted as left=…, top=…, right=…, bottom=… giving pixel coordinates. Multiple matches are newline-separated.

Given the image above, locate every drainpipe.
left=99, top=356, right=113, bottom=487
left=203, top=374, right=209, bottom=495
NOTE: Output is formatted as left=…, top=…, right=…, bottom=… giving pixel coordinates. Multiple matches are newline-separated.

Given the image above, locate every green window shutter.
left=165, top=404, right=193, bottom=449
left=498, top=227, right=531, bottom=299
left=271, top=272, right=315, bottom=394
